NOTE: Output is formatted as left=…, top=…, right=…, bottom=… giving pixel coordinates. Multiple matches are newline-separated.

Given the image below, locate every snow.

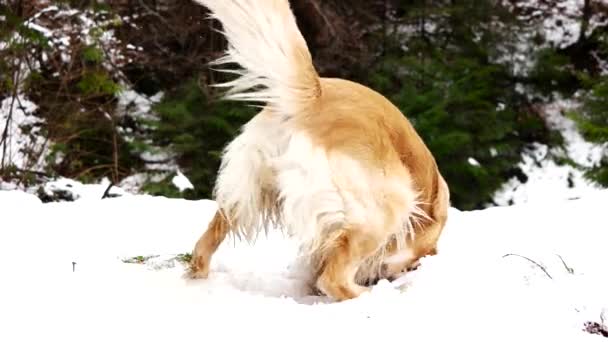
left=116, top=88, right=163, bottom=121
left=467, top=157, right=481, bottom=167
left=503, top=0, right=608, bottom=50
left=23, top=22, right=53, bottom=37
left=0, top=96, right=48, bottom=171
left=544, top=99, right=607, bottom=168
left=172, top=170, right=194, bottom=192
left=1, top=187, right=607, bottom=341
left=40, top=177, right=126, bottom=201
left=493, top=99, right=606, bottom=206
left=2, top=4, right=607, bottom=338
left=542, top=0, right=584, bottom=48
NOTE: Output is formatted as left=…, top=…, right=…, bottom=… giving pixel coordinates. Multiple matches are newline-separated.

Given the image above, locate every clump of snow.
left=467, top=157, right=481, bottom=167
left=40, top=177, right=127, bottom=201
left=23, top=22, right=53, bottom=38
left=116, top=89, right=163, bottom=121
left=118, top=173, right=158, bottom=193
left=139, top=149, right=179, bottom=171
left=172, top=170, right=194, bottom=192
left=0, top=189, right=607, bottom=341
left=542, top=0, right=584, bottom=48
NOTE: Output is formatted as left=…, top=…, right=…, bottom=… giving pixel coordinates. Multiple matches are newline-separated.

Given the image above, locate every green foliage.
left=577, top=78, right=608, bottom=143
left=4, top=0, right=605, bottom=208
left=77, top=71, right=121, bottom=96
left=568, top=77, right=608, bottom=186
left=82, top=45, right=104, bottom=64
left=585, top=159, right=608, bottom=186
left=150, top=78, right=255, bottom=199
left=175, top=253, right=192, bottom=264
left=529, top=49, right=579, bottom=95
left=122, top=255, right=159, bottom=264
left=0, top=3, right=144, bottom=188
left=363, top=0, right=559, bottom=210
left=369, top=54, right=549, bottom=209
left=0, top=13, right=50, bottom=96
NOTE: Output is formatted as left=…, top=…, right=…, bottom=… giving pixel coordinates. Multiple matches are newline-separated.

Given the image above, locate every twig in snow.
left=556, top=254, right=574, bottom=274
left=101, top=182, right=114, bottom=199
left=502, top=253, right=553, bottom=279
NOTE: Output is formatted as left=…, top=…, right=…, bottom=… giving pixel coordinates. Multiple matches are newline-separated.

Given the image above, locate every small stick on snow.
left=556, top=254, right=574, bottom=274
left=502, top=253, right=553, bottom=279
left=101, top=182, right=114, bottom=199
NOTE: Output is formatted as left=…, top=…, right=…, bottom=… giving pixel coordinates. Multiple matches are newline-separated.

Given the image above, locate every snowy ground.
left=1, top=188, right=607, bottom=341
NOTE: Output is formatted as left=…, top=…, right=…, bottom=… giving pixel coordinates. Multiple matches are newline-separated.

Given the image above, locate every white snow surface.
left=172, top=170, right=194, bottom=192
left=1, top=189, right=607, bottom=341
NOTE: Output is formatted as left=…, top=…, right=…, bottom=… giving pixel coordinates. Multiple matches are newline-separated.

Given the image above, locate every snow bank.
left=39, top=177, right=127, bottom=201
left=172, top=170, right=194, bottom=192
left=1, top=189, right=607, bottom=341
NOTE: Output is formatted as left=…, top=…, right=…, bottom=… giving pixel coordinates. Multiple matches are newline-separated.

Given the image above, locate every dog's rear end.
left=188, top=0, right=450, bottom=301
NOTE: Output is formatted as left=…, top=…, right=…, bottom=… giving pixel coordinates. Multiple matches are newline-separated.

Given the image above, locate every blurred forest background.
left=1, top=0, right=607, bottom=210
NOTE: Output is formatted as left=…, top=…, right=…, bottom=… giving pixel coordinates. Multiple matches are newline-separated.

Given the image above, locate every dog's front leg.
left=188, top=209, right=230, bottom=279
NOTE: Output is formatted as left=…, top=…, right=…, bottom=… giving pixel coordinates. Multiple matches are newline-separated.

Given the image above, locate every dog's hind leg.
left=315, top=226, right=384, bottom=301
left=188, top=209, right=230, bottom=279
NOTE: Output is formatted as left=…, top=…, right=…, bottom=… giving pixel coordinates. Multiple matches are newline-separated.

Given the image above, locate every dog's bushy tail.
left=194, top=0, right=321, bottom=117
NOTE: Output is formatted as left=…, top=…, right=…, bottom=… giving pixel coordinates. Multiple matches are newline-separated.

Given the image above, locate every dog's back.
left=189, top=0, right=450, bottom=301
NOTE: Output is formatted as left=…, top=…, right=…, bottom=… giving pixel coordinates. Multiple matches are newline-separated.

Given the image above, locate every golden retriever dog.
left=188, top=0, right=451, bottom=301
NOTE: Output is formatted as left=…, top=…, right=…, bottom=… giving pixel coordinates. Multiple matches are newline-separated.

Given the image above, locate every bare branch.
left=555, top=254, right=574, bottom=274
left=502, top=253, right=553, bottom=280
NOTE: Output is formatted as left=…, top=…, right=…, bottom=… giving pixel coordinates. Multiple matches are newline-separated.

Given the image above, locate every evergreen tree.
left=145, top=78, right=255, bottom=199
left=571, top=77, right=608, bottom=186
left=363, top=0, right=559, bottom=209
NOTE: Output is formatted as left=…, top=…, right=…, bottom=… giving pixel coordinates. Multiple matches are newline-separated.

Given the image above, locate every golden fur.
left=188, top=0, right=450, bottom=301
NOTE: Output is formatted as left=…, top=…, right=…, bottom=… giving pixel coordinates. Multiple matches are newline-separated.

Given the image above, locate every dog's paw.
left=186, top=269, right=210, bottom=280
left=406, top=259, right=421, bottom=271
left=184, top=255, right=210, bottom=280
left=317, top=276, right=370, bottom=301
